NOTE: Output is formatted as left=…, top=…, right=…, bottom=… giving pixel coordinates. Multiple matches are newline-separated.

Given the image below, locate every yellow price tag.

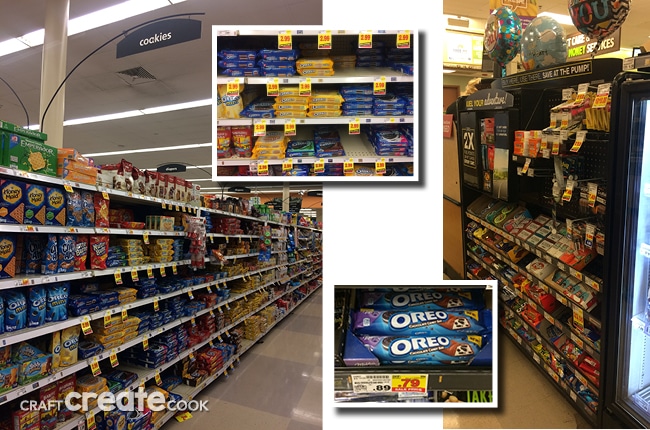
left=209, top=310, right=215, bottom=318
left=153, top=298, right=160, bottom=312
left=142, top=233, right=149, bottom=246
left=593, top=94, right=608, bottom=108
left=154, top=370, right=162, bottom=385
left=206, top=285, right=212, bottom=293
left=226, top=79, right=240, bottom=97
left=104, top=311, right=112, bottom=328
left=552, top=140, right=560, bottom=155
left=191, top=317, right=196, bottom=326
left=175, top=204, right=180, bottom=212
left=349, top=119, right=361, bottom=135
left=81, top=316, right=93, bottom=335
left=102, top=191, right=110, bottom=200
left=562, top=181, right=574, bottom=202
left=373, top=76, right=387, bottom=96
left=254, top=120, right=267, bottom=137
left=208, top=340, right=214, bottom=347
left=218, top=335, right=223, bottom=342
left=121, top=308, right=128, bottom=322
left=109, top=350, right=119, bottom=368
left=143, top=335, right=149, bottom=351
left=571, top=131, right=587, bottom=153
left=64, top=184, right=74, bottom=193
left=299, top=78, right=311, bottom=97
left=375, top=158, right=386, bottom=175
left=209, top=235, right=214, bottom=244
left=131, top=268, right=139, bottom=282
left=90, top=357, right=101, bottom=376
left=358, top=30, right=372, bottom=48
left=343, top=158, right=354, bottom=175
left=188, top=290, right=194, bottom=300
left=161, top=202, right=167, bottom=210
left=172, top=263, right=178, bottom=275
left=521, top=158, right=531, bottom=175
left=147, top=265, right=154, bottom=279
left=114, top=270, right=123, bottom=285
left=160, top=266, right=166, bottom=277
left=174, top=412, right=193, bottom=423
left=257, top=160, right=269, bottom=176
left=314, top=159, right=325, bottom=174
left=182, top=205, right=187, bottom=213
left=86, top=411, right=96, bottom=430
left=573, top=307, right=585, bottom=332
left=189, top=352, right=195, bottom=361
left=278, top=30, right=292, bottom=50
left=282, top=158, right=293, bottom=172
left=284, top=119, right=296, bottom=136
left=318, top=30, right=332, bottom=49
left=266, top=78, right=279, bottom=97
left=396, top=30, right=411, bottom=49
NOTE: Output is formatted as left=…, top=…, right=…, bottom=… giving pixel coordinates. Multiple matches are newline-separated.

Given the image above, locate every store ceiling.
left=0, top=0, right=322, bottom=184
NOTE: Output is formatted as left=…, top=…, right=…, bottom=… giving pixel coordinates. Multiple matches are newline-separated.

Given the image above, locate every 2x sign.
left=117, top=18, right=202, bottom=58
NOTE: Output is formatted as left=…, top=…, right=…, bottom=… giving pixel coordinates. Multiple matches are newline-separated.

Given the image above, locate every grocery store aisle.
left=443, top=335, right=592, bottom=429
left=166, top=288, right=322, bottom=430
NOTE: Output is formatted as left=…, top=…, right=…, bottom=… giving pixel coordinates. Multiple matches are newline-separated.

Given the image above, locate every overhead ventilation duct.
left=116, top=66, right=157, bottom=85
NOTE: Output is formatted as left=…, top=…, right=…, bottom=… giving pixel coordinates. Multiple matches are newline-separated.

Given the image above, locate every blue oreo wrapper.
left=27, top=286, right=46, bottom=328
left=46, top=283, right=69, bottom=322
left=218, top=50, right=256, bottom=61
left=359, top=290, right=485, bottom=311
left=218, top=59, right=256, bottom=68
left=257, top=49, right=299, bottom=61
left=57, top=234, right=76, bottom=273
left=357, top=334, right=489, bottom=365
left=3, top=291, right=26, bottom=332
left=78, top=341, right=104, bottom=359
left=353, top=309, right=491, bottom=336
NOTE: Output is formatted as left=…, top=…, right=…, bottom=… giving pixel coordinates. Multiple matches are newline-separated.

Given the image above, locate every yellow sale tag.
left=104, top=311, right=112, bottom=328
left=284, top=120, right=296, bottom=136
left=209, top=340, right=214, bottom=347
left=349, top=119, right=361, bottom=135
left=143, top=335, right=149, bottom=351
left=254, top=120, right=266, bottom=137
left=521, top=158, right=531, bottom=175
left=391, top=374, right=427, bottom=393
left=206, top=285, right=212, bottom=293
left=318, top=30, right=332, bottom=49
left=131, top=268, right=139, bottom=282
left=282, top=158, right=293, bottom=172
left=114, top=270, right=123, bottom=285
left=396, top=30, right=411, bottom=49
left=191, top=317, right=196, bottom=326
left=593, top=94, right=608, bottom=108
left=358, top=31, right=372, bottom=48
left=299, top=79, right=311, bottom=97
left=314, top=159, right=325, bottom=174
left=160, top=266, right=166, bottom=277
left=155, top=370, right=162, bottom=385
left=562, top=186, right=573, bottom=202
left=87, top=411, right=96, bottom=430
left=257, top=160, right=269, bottom=176
left=278, top=30, right=292, bottom=50
left=373, top=77, right=387, bottom=96
left=552, top=141, right=560, bottom=155
left=81, top=316, right=93, bottom=335
left=175, top=204, right=180, bottom=212
left=109, top=350, right=119, bottom=368
left=189, top=352, right=195, bottom=360
left=161, top=202, right=167, bottom=210
left=90, top=357, right=101, bottom=376
left=174, top=412, right=193, bottom=423
left=147, top=266, right=154, bottom=279
left=188, top=290, right=194, bottom=300
left=182, top=206, right=187, bottom=213
left=266, top=78, right=279, bottom=97
left=573, top=307, right=585, bottom=332
left=172, top=263, right=178, bottom=275
left=121, top=308, right=128, bottom=322
left=209, top=310, right=215, bottom=318
left=64, top=184, right=73, bottom=193
left=218, top=335, right=223, bottom=342
left=343, top=159, right=354, bottom=175
left=226, top=79, right=240, bottom=97
left=102, top=191, right=110, bottom=200
left=375, top=158, right=386, bottom=175
left=209, top=236, right=214, bottom=244
left=153, top=298, right=160, bottom=311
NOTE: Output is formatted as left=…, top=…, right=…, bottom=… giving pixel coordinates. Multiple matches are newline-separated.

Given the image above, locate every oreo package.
left=46, top=283, right=69, bottom=323
left=359, top=290, right=485, bottom=311
left=3, top=291, right=26, bottom=332
left=27, top=286, right=47, bottom=328
left=353, top=309, right=491, bottom=336
left=357, top=334, right=488, bottom=365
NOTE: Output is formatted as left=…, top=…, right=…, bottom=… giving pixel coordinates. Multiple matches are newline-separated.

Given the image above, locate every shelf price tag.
left=64, top=184, right=74, bottom=193
left=266, top=78, right=279, bottom=97
left=562, top=88, right=576, bottom=101
left=562, top=179, right=575, bottom=202
left=343, top=158, right=355, bottom=176
left=587, top=182, right=598, bottom=208
left=373, top=76, right=387, bottom=96
left=172, top=263, right=178, bottom=275
left=131, top=268, right=139, bottom=282
left=188, top=290, right=194, bottom=300
left=109, top=349, right=119, bottom=368
left=284, top=119, right=296, bottom=136
left=521, top=158, right=531, bottom=175
left=153, top=298, right=160, bottom=312
left=299, top=78, right=311, bottom=97
left=226, top=79, right=240, bottom=97
left=254, top=120, right=267, bottom=137
left=552, top=135, right=561, bottom=155
left=160, top=266, right=166, bottom=277
left=313, top=159, right=325, bottom=174
left=540, top=135, right=548, bottom=151
left=592, top=83, right=611, bottom=109
left=104, top=311, right=112, bottom=328
left=147, top=265, right=154, bottom=279
left=351, top=374, right=391, bottom=394
left=358, top=31, right=373, bottom=49
left=81, top=316, right=93, bottom=335
left=560, top=112, right=570, bottom=129
left=375, top=158, right=386, bottom=175
left=573, top=306, right=585, bottom=333
left=257, top=160, right=269, bottom=176
left=121, top=308, right=128, bottom=322
left=114, top=270, right=123, bottom=285
left=86, top=411, right=96, bottom=430
left=278, top=30, right=292, bottom=50
left=585, top=223, right=596, bottom=249
left=143, top=334, right=149, bottom=351
left=574, top=83, right=589, bottom=105
left=396, top=30, right=411, bottom=49
left=349, top=118, right=360, bottom=135
left=391, top=374, right=427, bottom=393
left=282, top=158, right=293, bottom=172
left=154, top=370, right=162, bottom=385
left=318, top=30, right=332, bottom=49
left=570, top=130, right=587, bottom=153
left=90, top=357, right=101, bottom=376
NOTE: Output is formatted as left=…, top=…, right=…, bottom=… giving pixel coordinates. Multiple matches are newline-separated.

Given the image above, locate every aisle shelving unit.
left=0, top=165, right=323, bottom=430
left=213, top=28, right=416, bottom=179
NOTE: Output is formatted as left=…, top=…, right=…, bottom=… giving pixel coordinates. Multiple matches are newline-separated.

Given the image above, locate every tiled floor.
left=165, top=289, right=322, bottom=430
left=443, top=335, right=593, bottom=429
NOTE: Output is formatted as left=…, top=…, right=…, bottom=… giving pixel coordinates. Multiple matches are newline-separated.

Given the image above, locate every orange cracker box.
left=0, top=234, right=17, bottom=279
left=23, top=183, right=46, bottom=225
left=45, top=187, right=66, bottom=226
left=0, top=180, right=25, bottom=224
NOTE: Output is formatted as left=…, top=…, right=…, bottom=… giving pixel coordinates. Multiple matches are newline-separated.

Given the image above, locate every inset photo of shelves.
left=212, top=28, right=417, bottom=180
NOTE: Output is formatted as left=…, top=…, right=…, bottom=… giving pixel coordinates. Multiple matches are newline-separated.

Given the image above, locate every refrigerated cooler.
left=605, top=71, right=650, bottom=428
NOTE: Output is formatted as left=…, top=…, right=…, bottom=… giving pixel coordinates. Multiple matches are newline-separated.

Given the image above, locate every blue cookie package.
left=340, top=85, right=374, bottom=96
left=222, top=68, right=261, bottom=77
left=27, top=286, right=46, bottom=328
left=257, top=49, right=299, bottom=61
left=259, top=67, right=295, bottom=77
left=352, top=309, right=491, bottom=336
left=218, top=50, right=256, bottom=61
left=57, top=234, right=76, bottom=273
left=218, top=59, right=256, bottom=69
left=257, top=60, right=295, bottom=69
left=46, top=283, right=69, bottom=323
left=3, top=291, right=26, bottom=332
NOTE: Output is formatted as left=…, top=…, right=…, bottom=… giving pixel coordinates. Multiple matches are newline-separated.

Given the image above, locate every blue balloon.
left=484, top=6, right=522, bottom=67
left=521, top=16, right=568, bottom=70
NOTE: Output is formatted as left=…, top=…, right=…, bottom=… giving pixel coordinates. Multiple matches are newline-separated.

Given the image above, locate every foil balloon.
left=484, top=6, right=523, bottom=67
left=568, top=0, right=631, bottom=41
left=521, top=16, right=568, bottom=70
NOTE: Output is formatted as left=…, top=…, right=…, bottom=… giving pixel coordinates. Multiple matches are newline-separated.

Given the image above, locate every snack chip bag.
left=90, top=236, right=109, bottom=270
left=74, top=235, right=89, bottom=272
left=41, top=234, right=58, bottom=275
left=57, top=234, right=76, bottom=273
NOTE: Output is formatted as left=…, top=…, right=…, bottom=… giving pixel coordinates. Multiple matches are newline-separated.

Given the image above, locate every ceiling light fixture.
left=0, top=0, right=187, bottom=58
left=64, top=110, right=144, bottom=126
left=83, top=142, right=211, bottom=158
left=537, top=12, right=575, bottom=26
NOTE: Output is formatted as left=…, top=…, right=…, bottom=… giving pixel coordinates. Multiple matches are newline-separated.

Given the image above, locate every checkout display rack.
left=0, top=166, right=322, bottom=430
left=213, top=29, right=416, bottom=179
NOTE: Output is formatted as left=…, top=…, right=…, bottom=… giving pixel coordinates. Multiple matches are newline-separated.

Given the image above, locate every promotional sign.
left=443, top=114, right=454, bottom=138
left=566, top=29, right=621, bottom=61
left=463, top=89, right=514, bottom=111
left=117, top=18, right=202, bottom=58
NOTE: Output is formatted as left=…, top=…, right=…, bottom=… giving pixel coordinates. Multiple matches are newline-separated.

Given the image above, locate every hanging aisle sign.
left=117, top=19, right=202, bottom=58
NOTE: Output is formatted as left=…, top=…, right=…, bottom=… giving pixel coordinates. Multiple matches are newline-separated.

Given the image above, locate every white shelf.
left=218, top=115, right=413, bottom=126
left=216, top=67, right=413, bottom=85
left=219, top=29, right=412, bottom=36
